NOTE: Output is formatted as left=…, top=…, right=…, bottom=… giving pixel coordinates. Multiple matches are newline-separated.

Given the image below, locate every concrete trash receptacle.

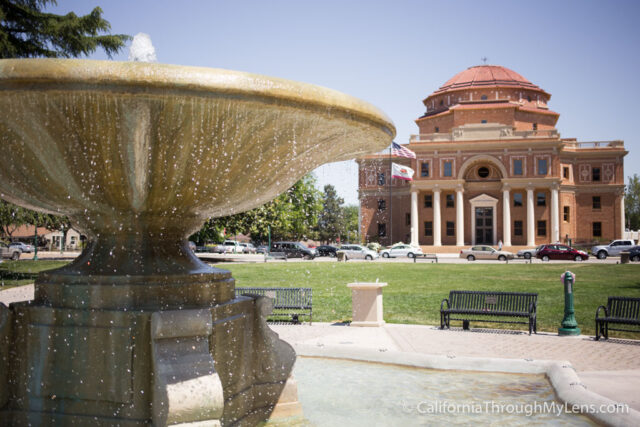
left=621, top=251, right=630, bottom=264
left=336, top=251, right=346, bottom=262
left=347, top=282, right=387, bottom=327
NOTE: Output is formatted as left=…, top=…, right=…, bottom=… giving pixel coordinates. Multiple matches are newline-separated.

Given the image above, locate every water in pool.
left=293, top=357, right=595, bottom=426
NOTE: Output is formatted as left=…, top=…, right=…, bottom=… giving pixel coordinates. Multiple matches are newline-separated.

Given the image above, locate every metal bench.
left=235, top=287, right=312, bottom=324
left=595, top=296, right=640, bottom=340
left=440, top=290, right=538, bottom=335
left=264, top=251, right=287, bottom=262
left=413, top=253, right=438, bottom=263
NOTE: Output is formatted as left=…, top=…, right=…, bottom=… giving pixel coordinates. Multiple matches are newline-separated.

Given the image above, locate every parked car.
left=271, top=241, right=315, bottom=259
left=460, top=246, right=514, bottom=261
left=316, top=245, right=338, bottom=257
left=628, top=246, right=640, bottom=262
left=9, top=242, right=34, bottom=253
left=256, top=245, right=269, bottom=254
left=240, top=243, right=257, bottom=254
left=338, top=244, right=379, bottom=260
left=516, top=245, right=544, bottom=260
left=591, top=239, right=636, bottom=259
left=1, top=242, right=22, bottom=260
left=380, top=243, right=423, bottom=258
left=536, top=244, right=588, bottom=261
left=214, top=240, right=244, bottom=254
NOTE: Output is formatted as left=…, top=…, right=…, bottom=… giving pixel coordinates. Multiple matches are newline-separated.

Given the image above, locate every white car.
left=215, top=240, right=244, bottom=253
left=380, top=244, right=423, bottom=258
left=338, top=245, right=379, bottom=260
left=239, top=243, right=257, bottom=253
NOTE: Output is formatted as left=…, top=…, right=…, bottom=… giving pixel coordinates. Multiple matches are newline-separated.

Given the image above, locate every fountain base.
left=0, top=274, right=300, bottom=426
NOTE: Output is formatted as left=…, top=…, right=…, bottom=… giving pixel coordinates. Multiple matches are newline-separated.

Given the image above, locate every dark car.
left=271, top=241, right=315, bottom=259
left=536, top=244, right=589, bottom=262
left=316, top=245, right=338, bottom=257
left=629, top=246, right=640, bottom=262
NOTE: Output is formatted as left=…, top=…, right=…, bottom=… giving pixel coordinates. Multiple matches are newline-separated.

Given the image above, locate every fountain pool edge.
left=292, top=343, right=640, bottom=427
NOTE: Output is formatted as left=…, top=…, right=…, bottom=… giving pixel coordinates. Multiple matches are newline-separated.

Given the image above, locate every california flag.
left=391, top=162, right=414, bottom=181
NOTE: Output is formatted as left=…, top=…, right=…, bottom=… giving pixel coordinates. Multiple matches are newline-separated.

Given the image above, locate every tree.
left=1, top=0, right=130, bottom=59
left=626, top=174, right=640, bottom=230
left=0, top=0, right=129, bottom=241
left=316, top=184, right=344, bottom=243
left=341, top=205, right=359, bottom=243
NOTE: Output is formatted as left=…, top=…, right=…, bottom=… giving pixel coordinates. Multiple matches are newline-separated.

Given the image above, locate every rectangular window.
left=434, top=126, right=439, bottom=133
left=481, top=119, right=487, bottom=124
left=563, top=206, right=570, bottom=222
left=443, top=161, right=453, bottom=177
left=405, top=213, right=411, bottom=226
left=563, top=167, right=569, bottom=179
left=593, top=167, right=601, bottom=182
left=513, top=159, right=523, bottom=176
left=424, top=194, right=433, bottom=208
left=538, top=159, right=548, bottom=175
left=377, top=173, right=385, bottom=186
left=592, top=196, right=601, bottom=210
left=446, top=194, right=454, bottom=208
left=514, top=220, right=523, bottom=236
left=424, top=221, right=433, bottom=237
left=593, top=222, right=602, bottom=237
left=446, top=221, right=455, bottom=236
left=537, top=192, right=546, bottom=206
left=513, top=193, right=523, bottom=207
left=533, top=123, right=538, bottom=130
left=377, top=199, right=386, bottom=211
left=537, top=220, right=546, bottom=236
left=378, top=223, right=387, bottom=237
left=421, top=161, right=430, bottom=177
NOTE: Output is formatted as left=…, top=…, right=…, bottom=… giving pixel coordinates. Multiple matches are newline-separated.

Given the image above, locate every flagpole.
left=389, top=143, right=393, bottom=246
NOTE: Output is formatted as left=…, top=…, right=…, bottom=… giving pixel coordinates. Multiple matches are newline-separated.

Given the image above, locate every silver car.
left=338, top=244, right=379, bottom=261
left=460, top=245, right=515, bottom=261
left=380, top=244, right=423, bottom=258
left=516, top=245, right=544, bottom=260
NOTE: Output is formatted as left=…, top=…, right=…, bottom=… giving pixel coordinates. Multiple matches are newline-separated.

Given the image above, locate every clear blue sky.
left=49, top=0, right=640, bottom=205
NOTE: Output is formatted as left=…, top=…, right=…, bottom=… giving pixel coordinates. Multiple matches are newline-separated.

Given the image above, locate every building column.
left=410, top=190, right=419, bottom=246
left=433, top=189, right=441, bottom=246
left=502, top=186, right=511, bottom=247
left=456, top=187, right=464, bottom=246
left=620, top=195, right=626, bottom=239
left=526, top=187, right=535, bottom=246
left=550, top=184, right=559, bottom=243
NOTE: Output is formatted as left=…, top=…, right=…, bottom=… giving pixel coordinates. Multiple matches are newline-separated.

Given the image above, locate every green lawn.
left=0, top=260, right=68, bottom=289
left=224, top=262, right=640, bottom=336
left=2, top=260, right=639, bottom=337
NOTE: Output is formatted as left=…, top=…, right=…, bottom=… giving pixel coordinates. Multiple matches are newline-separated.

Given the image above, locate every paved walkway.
left=3, top=285, right=639, bottom=411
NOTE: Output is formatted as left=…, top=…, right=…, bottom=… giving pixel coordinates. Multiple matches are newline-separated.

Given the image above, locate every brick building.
left=358, top=65, right=627, bottom=247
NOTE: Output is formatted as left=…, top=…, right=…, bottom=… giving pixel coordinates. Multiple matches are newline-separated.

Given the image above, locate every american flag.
left=391, top=142, right=416, bottom=159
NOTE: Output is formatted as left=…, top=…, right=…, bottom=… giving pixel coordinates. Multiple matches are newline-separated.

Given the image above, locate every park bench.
left=264, top=251, right=287, bottom=262
left=413, top=253, right=438, bottom=263
left=440, top=290, right=538, bottom=335
left=235, top=287, right=312, bottom=324
left=595, top=296, right=640, bottom=340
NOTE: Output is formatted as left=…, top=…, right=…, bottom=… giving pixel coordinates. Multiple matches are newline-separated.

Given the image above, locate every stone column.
left=551, top=185, right=559, bottom=243
left=527, top=187, right=535, bottom=246
left=410, top=190, right=419, bottom=246
left=620, top=195, right=626, bottom=239
left=502, top=186, right=511, bottom=247
left=433, top=189, right=442, bottom=246
left=456, top=187, right=464, bottom=246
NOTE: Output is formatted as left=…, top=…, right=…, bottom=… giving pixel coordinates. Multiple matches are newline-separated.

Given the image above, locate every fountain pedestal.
left=0, top=58, right=394, bottom=425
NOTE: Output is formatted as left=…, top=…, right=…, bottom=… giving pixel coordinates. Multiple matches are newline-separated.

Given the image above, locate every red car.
left=536, top=244, right=589, bottom=261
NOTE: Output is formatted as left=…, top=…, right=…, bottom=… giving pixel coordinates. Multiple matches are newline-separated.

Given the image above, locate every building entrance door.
left=475, top=207, right=493, bottom=244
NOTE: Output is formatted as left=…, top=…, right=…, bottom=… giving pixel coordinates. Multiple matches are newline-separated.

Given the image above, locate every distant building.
left=358, top=65, right=627, bottom=247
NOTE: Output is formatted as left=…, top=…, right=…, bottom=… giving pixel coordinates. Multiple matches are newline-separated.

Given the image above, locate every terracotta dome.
left=431, top=65, right=548, bottom=96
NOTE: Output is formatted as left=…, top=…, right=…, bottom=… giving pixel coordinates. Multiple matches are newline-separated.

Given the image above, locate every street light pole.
left=33, top=224, right=38, bottom=260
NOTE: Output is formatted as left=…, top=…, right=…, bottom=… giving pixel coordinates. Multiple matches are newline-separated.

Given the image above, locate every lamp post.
left=32, top=224, right=38, bottom=261
left=558, top=271, right=581, bottom=336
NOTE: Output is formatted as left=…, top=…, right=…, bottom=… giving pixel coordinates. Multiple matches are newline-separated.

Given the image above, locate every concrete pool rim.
left=293, top=343, right=640, bottom=427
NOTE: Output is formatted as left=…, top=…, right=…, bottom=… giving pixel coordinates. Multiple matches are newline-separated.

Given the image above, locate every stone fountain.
left=0, top=59, right=394, bottom=425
